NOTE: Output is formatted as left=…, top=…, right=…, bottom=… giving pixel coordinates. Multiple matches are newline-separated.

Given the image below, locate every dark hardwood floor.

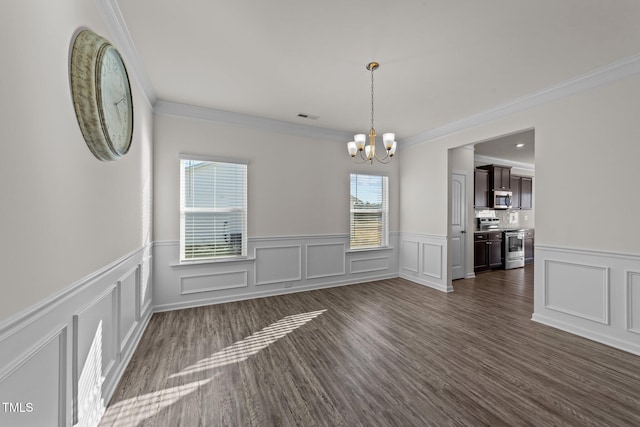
left=100, top=265, right=640, bottom=426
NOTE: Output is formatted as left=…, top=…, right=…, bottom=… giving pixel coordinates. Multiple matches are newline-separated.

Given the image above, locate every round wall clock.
left=70, top=29, right=134, bottom=161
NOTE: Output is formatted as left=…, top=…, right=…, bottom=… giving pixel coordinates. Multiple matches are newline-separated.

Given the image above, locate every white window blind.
left=180, top=158, right=247, bottom=261
left=350, top=173, right=388, bottom=249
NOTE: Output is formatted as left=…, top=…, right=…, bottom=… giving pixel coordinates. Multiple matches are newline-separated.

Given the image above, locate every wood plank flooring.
left=100, top=266, right=640, bottom=426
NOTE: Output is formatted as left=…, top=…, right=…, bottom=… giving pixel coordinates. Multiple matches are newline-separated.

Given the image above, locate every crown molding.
left=97, top=0, right=157, bottom=106
left=155, top=100, right=354, bottom=142
left=474, top=155, right=535, bottom=172
left=401, top=53, right=640, bottom=147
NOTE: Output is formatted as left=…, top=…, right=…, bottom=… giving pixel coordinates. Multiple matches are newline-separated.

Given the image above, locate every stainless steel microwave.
left=492, top=190, right=512, bottom=209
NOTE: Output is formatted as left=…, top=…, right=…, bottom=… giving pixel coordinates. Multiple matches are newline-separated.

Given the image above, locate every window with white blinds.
left=350, top=173, right=388, bottom=249
left=180, top=158, right=247, bottom=261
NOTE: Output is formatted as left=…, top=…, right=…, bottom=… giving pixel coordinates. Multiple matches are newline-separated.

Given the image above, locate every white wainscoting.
left=0, top=245, right=153, bottom=427
left=399, top=233, right=451, bottom=292
left=627, top=271, right=640, bottom=334
left=533, top=245, right=640, bottom=356
left=153, top=234, right=399, bottom=312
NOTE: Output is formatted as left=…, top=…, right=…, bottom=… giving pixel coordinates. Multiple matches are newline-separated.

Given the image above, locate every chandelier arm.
left=373, top=150, right=392, bottom=164
left=352, top=152, right=371, bottom=164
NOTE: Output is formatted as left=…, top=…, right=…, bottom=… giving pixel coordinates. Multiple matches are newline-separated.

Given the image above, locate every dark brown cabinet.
left=524, top=229, right=534, bottom=264
left=520, top=177, right=533, bottom=210
left=478, top=164, right=511, bottom=190
left=509, top=175, right=533, bottom=210
left=495, top=166, right=511, bottom=190
left=474, top=231, right=503, bottom=272
left=474, top=169, right=489, bottom=208
left=510, top=176, right=521, bottom=209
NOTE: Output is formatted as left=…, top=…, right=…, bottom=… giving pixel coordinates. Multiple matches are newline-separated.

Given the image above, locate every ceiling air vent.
left=297, top=113, right=319, bottom=120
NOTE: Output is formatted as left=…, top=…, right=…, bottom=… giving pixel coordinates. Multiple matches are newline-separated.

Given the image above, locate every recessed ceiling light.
left=515, top=143, right=525, bottom=148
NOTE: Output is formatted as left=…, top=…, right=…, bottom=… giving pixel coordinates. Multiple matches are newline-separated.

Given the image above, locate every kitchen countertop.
left=474, top=227, right=534, bottom=233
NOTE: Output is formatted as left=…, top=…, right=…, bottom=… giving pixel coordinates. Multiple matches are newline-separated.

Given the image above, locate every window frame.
left=349, top=173, right=389, bottom=250
left=179, top=154, right=248, bottom=263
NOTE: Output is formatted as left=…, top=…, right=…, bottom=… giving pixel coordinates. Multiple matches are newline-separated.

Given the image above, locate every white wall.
left=0, top=1, right=153, bottom=425
left=153, top=112, right=400, bottom=310
left=0, top=0, right=153, bottom=324
left=399, top=73, right=640, bottom=354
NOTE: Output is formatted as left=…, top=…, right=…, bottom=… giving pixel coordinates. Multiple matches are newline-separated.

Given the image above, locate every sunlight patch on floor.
left=100, top=379, right=209, bottom=425
left=170, top=309, right=327, bottom=378
left=100, top=309, right=327, bottom=426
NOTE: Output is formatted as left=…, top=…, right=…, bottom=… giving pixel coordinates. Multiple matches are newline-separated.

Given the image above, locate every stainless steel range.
left=504, top=229, right=525, bottom=269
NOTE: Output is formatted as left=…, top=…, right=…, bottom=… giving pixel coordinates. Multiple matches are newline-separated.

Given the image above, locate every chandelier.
left=347, top=62, right=397, bottom=164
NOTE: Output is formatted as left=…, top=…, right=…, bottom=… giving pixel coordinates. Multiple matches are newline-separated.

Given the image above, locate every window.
left=350, top=173, right=388, bottom=249
left=180, top=157, right=247, bottom=261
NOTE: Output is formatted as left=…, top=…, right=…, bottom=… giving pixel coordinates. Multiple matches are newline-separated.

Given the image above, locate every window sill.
left=171, top=256, right=256, bottom=268
left=346, top=246, right=393, bottom=254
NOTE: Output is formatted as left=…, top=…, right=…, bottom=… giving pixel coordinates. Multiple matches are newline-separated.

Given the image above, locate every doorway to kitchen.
left=448, top=128, right=535, bottom=289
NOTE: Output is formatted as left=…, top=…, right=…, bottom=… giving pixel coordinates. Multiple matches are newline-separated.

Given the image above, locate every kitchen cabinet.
left=520, top=177, right=533, bottom=210
left=478, top=164, right=511, bottom=190
left=474, top=231, right=503, bottom=272
left=495, top=166, right=511, bottom=190
left=474, top=169, right=489, bottom=208
left=509, top=175, right=533, bottom=210
left=510, top=176, right=521, bottom=209
left=524, top=229, right=534, bottom=264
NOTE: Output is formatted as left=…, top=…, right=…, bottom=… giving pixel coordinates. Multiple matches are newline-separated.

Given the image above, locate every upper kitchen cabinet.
left=510, top=175, right=533, bottom=210
left=510, top=176, right=521, bottom=209
left=474, top=169, right=490, bottom=208
left=520, top=177, right=533, bottom=209
left=478, top=164, right=511, bottom=190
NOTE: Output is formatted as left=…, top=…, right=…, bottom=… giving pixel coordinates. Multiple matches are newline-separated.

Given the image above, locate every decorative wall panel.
left=255, top=245, right=302, bottom=285
left=534, top=245, right=640, bottom=356
left=350, top=256, right=390, bottom=274
left=180, top=271, right=248, bottom=295
left=627, top=271, right=640, bottom=334
left=422, top=243, right=443, bottom=279
left=401, top=241, right=419, bottom=273
left=0, top=328, right=67, bottom=427
left=544, top=260, right=609, bottom=324
left=306, top=243, right=346, bottom=279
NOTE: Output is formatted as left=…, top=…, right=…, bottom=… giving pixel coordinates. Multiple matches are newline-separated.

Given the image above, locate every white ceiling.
left=474, top=129, right=535, bottom=166
left=114, top=0, right=640, bottom=140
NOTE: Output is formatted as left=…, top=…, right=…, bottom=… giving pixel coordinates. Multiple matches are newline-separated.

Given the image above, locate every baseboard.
left=399, top=273, right=453, bottom=293
left=154, top=273, right=398, bottom=313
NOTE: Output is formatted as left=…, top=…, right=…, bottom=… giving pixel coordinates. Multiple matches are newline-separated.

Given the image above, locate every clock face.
left=70, top=30, right=134, bottom=161
left=98, top=46, right=133, bottom=157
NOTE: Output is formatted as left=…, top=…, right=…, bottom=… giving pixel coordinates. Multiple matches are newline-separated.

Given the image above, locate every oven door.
left=504, top=231, right=525, bottom=269
left=506, top=233, right=523, bottom=255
